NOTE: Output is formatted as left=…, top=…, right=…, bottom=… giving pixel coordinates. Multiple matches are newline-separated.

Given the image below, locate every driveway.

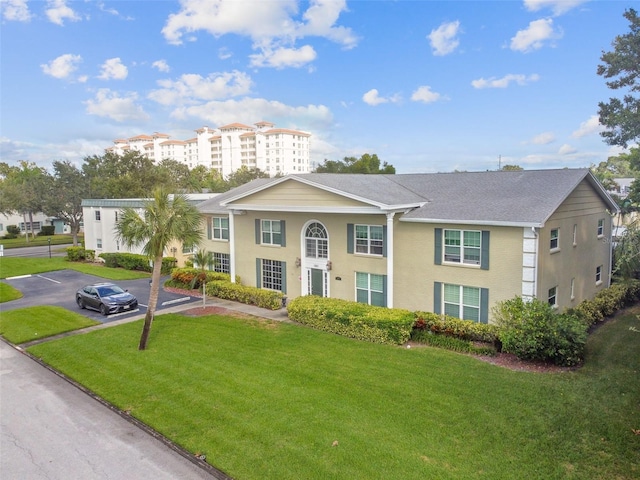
left=1, top=270, right=197, bottom=322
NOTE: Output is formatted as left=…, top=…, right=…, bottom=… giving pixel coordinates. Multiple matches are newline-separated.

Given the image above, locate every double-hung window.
left=444, top=230, right=481, bottom=265
left=443, top=284, right=481, bottom=322
left=596, top=265, right=602, bottom=284
left=355, top=225, right=384, bottom=255
left=257, top=219, right=285, bottom=246
left=597, top=219, right=604, bottom=237
left=548, top=286, right=557, bottom=307
left=95, top=210, right=101, bottom=221
left=355, top=272, right=386, bottom=307
left=550, top=228, right=559, bottom=250
left=211, top=217, right=229, bottom=240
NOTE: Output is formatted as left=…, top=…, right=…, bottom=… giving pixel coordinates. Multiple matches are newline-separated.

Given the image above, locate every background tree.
left=226, top=166, right=270, bottom=188
left=597, top=8, right=640, bottom=148
left=156, top=159, right=193, bottom=192
left=0, top=161, right=50, bottom=242
left=314, top=153, right=395, bottom=174
left=115, top=188, right=204, bottom=350
left=591, top=150, right=638, bottom=191
left=189, top=165, right=229, bottom=192
left=500, top=164, right=523, bottom=171
left=42, top=161, right=90, bottom=246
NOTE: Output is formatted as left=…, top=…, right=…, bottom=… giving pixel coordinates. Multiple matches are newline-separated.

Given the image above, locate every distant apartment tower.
left=106, top=121, right=311, bottom=177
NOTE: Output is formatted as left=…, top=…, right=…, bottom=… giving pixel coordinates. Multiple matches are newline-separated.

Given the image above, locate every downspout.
left=229, top=211, right=236, bottom=284
left=531, top=226, right=538, bottom=300
left=386, top=212, right=395, bottom=308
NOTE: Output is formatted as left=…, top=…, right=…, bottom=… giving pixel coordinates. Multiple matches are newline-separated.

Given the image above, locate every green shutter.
left=382, top=225, right=388, bottom=257
left=255, top=258, right=261, bottom=288
left=280, top=220, right=286, bottom=247
left=481, top=231, right=490, bottom=270
left=281, top=262, right=287, bottom=294
left=347, top=224, right=354, bottom=254
left=255, top=219, right=261, bottom=244
left=480, top=288, right=489, bottom=324
left=207, top=218, right=212, bottom=240
left=433, top=282, right=442, bottom=314
left=434, top=228, right=442, bottom=265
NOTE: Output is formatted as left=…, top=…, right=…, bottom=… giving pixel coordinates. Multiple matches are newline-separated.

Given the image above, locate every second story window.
left=550, top=228, right=559, bottom=250
left=95, top=210, right=101, bottom=221
left=256, top=219, right=285, bottom=247
left=355, top=225, right=383, bottom=255
left=212, top=217, right=229, bottom=240
left=597, top=219, right=604, bottom=237
left=444, top=230, right=481, bottom=265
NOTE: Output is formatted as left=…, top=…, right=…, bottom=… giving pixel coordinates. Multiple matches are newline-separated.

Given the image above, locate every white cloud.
left=45, top=0, right=81, bottom=26
left=218, top=47, right=233, bottom=60
left=572, top=115, right=603, bottom=138
left=362, top=89, right=401, bottom=106
left=98, top=58, right=128, bottom=80
left=1, top=0, right=31, bottom=21
left=162, top=0, right=357, bottom=68
left=249, top=44, right=317, bottom=69
left=152, top=60, right=171, bottom=73
left=558, top=144, right=577, bottom=155
left=169, top=97, right=333, bottom=131
left=531, top=132, right=556, bottom=145
left=84, top=89, right=149, bottom=122
left=523, top=0, right=588, bottom=16
left=471, top=73, right=540, bottom=89
left=149, top=71, right=253, bottom=106
left=428, top=20, right=461, bottom=56
left=41, top=53, right=82, bottom=79
left=510, top=18, right=562, bottom=53
left=411, top=86, right=443, bottom=104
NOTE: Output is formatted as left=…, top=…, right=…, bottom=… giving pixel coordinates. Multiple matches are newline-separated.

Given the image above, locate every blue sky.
left=0, top=0, right=633, bottom=174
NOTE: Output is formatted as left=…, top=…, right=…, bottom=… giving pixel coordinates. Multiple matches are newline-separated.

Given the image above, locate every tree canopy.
left=314, top=153, right=395, bottom=174
left=597, top=8, right=640, bottom=148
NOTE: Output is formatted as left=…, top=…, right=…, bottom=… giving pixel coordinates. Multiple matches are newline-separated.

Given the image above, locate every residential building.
left=197, top=168, right=618, bottom=323
left=105, top=121, right=311, bottom=177
left=0, top=212, right=73, bottom=236
left=81, top=194, right=218, bottom=265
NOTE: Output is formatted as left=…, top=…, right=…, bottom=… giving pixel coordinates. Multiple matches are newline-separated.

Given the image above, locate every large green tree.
left=226, top=165, right=270, bottom=188
left=115, top=188, right=203, bottom=350
left=314, top=153, right=395, bottom=174
left=597, top=8, right=640, bottom=148
left=42, top=161, right=90, bottom=246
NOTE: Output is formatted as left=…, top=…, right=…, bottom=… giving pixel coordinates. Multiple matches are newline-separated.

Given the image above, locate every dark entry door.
left=310, top=268, right=324, bottom=296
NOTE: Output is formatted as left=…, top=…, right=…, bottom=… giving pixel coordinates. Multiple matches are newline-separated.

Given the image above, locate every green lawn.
left=0, top=234, right=81, bottom=249
left=0, top=256, right=150, bottom=280
left=0, top=281, right=22, bottom=302
left=27, top=308, right=640, bottom=480
left=1, top=306, right=99, bottom=344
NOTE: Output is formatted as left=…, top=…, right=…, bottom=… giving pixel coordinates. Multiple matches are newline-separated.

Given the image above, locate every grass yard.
left=0, top=256, right=150, bottom=280
left=0, top=234, right=81, bottom=249
left=27, top=307, right=640, bottom=480
left=0, top=306, right=99, bottom=344
left=0, top=281, right=22, bottom=302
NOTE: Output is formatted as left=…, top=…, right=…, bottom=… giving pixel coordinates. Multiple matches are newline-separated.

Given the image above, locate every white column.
left=229, top=211, right=236, bottom=283
left=386, top=212, right=395, bottom=308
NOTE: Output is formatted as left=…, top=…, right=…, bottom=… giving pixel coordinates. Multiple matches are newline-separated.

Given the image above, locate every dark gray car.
left=76, top=283, right=138, bottom=316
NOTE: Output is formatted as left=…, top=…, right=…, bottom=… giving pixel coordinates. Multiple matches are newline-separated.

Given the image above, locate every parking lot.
left=2, top=269, right=198, bottom=322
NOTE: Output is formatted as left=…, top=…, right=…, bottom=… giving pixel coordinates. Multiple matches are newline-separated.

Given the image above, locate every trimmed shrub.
left=412, top=311, right=499, bottom=344
left=287, top=296, right=415, bottom=346
left=169, top=268, right=238, bottom=288
left=493, top=297, right=587, bottom=366
left=66, top=246, right=94, bottom=262
left=206, top=280, right=283, bottom=310
left=38, top=226, right=55, bottom=236
left=411, top=330, right=496, bottom=356
left=99, top=253, right=151, bottom=272
left=6, top=225, right=20, bottom=235
left=569, top=279, right=640, bottom=327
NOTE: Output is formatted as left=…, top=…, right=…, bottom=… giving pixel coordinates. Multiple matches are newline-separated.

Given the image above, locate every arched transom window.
left=305, top=222, right=328, bottom=259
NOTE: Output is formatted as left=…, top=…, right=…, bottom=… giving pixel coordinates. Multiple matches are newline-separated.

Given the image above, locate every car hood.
left=103, top=292, right=136, bottom=303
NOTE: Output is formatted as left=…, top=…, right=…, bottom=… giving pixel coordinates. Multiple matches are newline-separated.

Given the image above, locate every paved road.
left=0, top=340, right=218, bottom=480
left=1, top=243, right=72, bottom=258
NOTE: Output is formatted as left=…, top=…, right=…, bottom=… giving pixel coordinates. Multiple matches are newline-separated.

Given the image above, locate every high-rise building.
left=106, top=121, right=311, bottom=177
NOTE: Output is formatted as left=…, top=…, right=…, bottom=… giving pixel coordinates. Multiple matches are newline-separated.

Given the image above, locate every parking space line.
left=5, top=274, right=32, bottom=280
left=162, top=297, right=191, bottom=306
left=35, top=275, right=61, bottom=284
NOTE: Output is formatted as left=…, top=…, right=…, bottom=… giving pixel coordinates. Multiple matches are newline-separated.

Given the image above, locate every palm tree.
left=191, top=249, right=215, bottom=290
left=115, top=188, right=203, bottom=350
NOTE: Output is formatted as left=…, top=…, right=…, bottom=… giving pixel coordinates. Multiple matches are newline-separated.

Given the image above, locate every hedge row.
left=98, top=252, right=175, bottom=274
left=287, top=296, right=415, bottom=346
left=66, top=246, right=95, bottom=262
left=568, top=279, right=640, bottom=327
left=412, top=311, right=499, bottom=344
left=206, top=280, right=284, bottom=310
left=411, top=330, right=496, bottom=356
left=169, top=268, right=239, bottom=289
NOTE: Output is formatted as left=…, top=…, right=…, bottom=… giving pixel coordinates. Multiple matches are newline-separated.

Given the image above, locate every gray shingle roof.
left=197, top=168, right=617, bottom=227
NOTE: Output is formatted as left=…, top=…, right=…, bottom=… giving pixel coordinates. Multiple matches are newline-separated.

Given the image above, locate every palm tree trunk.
left=138, top=254, right=164, bottom=350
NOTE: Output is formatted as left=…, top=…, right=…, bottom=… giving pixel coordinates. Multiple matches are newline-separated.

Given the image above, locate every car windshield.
left=97, top=285, right=125, bottom=297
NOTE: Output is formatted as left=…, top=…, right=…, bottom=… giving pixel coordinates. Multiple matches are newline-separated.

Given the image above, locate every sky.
left=0, top=0, right=635, bottom=174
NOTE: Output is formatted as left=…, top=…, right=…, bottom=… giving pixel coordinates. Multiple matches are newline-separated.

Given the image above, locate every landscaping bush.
left=206, top=280, right=283, bottom=310
left=412, top=311, right=499, bottom=344
left=493, top=297, right=587, bottom=366
left=38, top=226, right=55, bottom=236
left=568, top=279, right=640, bottom=327
left=169, top=268, right=238, bottom=288
left=66, top=246, right=95, bottom=262
left=6, top=225, right=20, bottom=236
left=97, top=253, right=176, bottom=274
left=410, top=329, right=496, bottom=355
left=287, top=296, right=415, bottom=345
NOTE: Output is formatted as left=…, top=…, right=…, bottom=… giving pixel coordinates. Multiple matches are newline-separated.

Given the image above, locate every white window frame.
left=305, top=222, right=328, bottom=259
left=548, top=286, right=557, bottom=308
left=596, top=265, right=602, bottom=285
left=262, top=259, right=283, bottom=291
left=573, top=224, right=577, bottom=246
left=212, top=217, right=229, bottom=241
left=550, top=228, right=559, bottom=251
left=597, top=219, right=604, bottom=237
left=355, top=272, right=385, bottom=306
left=355, top=225, right=383, bottom=256
left=213, top=252, right=230, bottom=274
left=443, top=284, right=481, bottom=322
left=95, top=210, right=101, bottom=221
left=261, top=220, right=282, bottom=246
left=443, top=229, right=481, bottom=266
left=96, top=238, right=102, bottom=249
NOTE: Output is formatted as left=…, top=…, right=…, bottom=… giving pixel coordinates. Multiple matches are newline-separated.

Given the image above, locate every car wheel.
left=100, top=304, right=109, bottom=316
left=77, top=297, right=85, bottom=309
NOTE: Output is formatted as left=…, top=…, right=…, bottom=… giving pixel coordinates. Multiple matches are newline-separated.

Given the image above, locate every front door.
left=310, top=268, right=324, bottom=296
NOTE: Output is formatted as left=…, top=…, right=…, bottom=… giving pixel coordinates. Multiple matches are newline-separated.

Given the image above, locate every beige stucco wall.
left=236, top=180, right=370, bottom=208
left=536, top=180, right=613, bottom=310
